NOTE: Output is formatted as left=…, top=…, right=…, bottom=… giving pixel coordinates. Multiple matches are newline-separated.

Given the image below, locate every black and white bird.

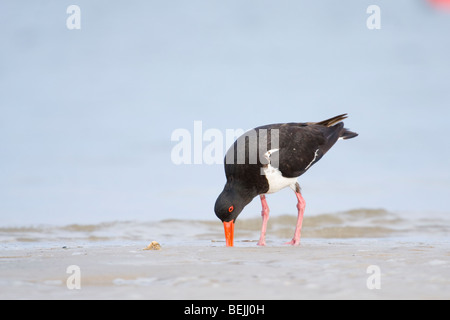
left=214, top=114, right=358, bottom=246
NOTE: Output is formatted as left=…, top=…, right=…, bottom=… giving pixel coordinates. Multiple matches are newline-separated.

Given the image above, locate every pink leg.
left=257, top=194, right=270, bottom=246
left=285, top=192, right=306, bottom=246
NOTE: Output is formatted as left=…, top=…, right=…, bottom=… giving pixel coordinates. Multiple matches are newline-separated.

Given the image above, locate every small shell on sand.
left=144, top=241, right=161, bottom=250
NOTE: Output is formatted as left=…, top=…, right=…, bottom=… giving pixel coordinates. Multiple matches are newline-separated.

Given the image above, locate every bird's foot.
left=257, top=239, right=266, bottom=246
left=285, top=238, right=300, bottom=246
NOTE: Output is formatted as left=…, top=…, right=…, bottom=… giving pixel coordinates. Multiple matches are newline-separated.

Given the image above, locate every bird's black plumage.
left=215, top=114, right=358, bottom=227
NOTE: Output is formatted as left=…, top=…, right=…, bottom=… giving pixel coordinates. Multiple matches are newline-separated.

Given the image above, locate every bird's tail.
left=315, top=113, right=358, bottom=140
left=340, top=128, right=358, bottom=140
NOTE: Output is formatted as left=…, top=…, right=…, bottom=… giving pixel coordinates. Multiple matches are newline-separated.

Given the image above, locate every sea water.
left=1, top=1, right=450, bottom=233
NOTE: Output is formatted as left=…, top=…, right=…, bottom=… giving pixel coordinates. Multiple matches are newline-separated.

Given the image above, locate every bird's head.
left=214, top=188, right=250, bottom=247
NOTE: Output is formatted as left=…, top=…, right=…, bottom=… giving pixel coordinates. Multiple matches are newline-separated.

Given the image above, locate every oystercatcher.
left=214, top=114, right=358, bottom=246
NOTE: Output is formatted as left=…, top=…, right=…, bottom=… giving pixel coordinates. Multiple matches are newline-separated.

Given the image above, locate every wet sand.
left=1, top=239, right=449, bottom=300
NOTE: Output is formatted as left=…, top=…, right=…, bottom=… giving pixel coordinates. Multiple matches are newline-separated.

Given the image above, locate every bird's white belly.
left=262, top=164, right=298, bottom=194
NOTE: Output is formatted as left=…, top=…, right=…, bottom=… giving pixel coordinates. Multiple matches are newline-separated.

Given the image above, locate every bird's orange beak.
left=223, top=221, right=234, bottom=247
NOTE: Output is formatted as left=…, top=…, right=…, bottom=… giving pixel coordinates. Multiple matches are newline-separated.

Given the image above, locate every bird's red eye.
left=228, top=206, right=234, bottom=213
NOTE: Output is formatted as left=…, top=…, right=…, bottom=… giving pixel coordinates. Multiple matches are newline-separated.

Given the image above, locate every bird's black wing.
left=224, top=118, right=349, bottom=191
left=259, top=122, right=345, bottom=178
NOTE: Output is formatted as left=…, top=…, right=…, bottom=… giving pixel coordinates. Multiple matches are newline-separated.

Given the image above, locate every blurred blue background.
left=1, top=1, right=449, bottom=225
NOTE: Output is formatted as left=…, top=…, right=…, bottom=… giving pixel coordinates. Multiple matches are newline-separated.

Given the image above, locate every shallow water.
left=1, top=209, right=449, bottom=300
left=1, top=208, right=449, bottom=250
